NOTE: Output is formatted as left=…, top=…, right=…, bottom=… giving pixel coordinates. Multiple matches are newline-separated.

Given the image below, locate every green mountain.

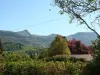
left=0, top=30, right=97, bottom=47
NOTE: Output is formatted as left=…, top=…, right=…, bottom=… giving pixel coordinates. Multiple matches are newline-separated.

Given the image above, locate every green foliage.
left=0, top=54, right=3, bottom=73
left=24, top=47, right=48, bottom=59
left=82, top=38, right=100, bottom=75
left=48, top=35, right=71, bottom=57
left=2, top=36, right=88, bottom=75
left=69, top=57, right=87, bottom=63
left=3, top=51, right=87, bottom=75
left=38, top=48, right=48, bottom=59
left=45, top=55, right=69, bottom=62
left=19, top=45, right=36, bottom=51
left=82, top=59, right=100, bottom=75
left=3, top=60, right=86, bottom=75
left=0, top=39, right=3, bottom=73
left=3, top=42, right=23, bottom=51
left=92, top=38, right=100, bottom=57
left=4, top=52, right=31, bottom=62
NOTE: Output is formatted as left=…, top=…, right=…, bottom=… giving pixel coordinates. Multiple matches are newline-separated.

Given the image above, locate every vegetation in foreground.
left=3, top=51, right=86, bottom=75
left=0, top=35, right=100, bottom=75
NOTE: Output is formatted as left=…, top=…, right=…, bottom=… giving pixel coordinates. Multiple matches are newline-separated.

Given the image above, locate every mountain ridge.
left=0, top=30, right=97, bottom=47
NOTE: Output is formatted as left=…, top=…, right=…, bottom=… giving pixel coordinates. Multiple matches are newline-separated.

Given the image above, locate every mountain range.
left=0, top=30, right=97, bottom=47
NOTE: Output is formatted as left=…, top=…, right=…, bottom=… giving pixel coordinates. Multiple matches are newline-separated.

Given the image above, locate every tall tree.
left=48, top=35, right=71, bottom=57
left=54, top=0, right=100, bottom=38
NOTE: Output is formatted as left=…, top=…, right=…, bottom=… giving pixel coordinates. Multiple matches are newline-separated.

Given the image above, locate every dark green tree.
left=48, top=35, right=71, bottom=57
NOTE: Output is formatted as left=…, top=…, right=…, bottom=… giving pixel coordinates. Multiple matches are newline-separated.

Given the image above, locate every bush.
left=82, top=38, right=100, bottom=75
left=4, top=52, right=31, bottom=62
left=69, top=57, right=87, bottom=62
left=3, top=51, right=86, bottom=75
left=45, top=55, right=69, bottom=62
left=82, top=54, right=100, bottom=75
left=3, top=60, right=86, bottom=75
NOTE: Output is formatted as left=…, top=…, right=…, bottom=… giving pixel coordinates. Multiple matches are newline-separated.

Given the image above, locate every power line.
left=28, top=17, right=62, bottom=27
left=16, top=17, right=63, bottom=31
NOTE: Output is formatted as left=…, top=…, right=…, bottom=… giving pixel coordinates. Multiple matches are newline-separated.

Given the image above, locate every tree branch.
left=70, top=9, right=100, bottom=38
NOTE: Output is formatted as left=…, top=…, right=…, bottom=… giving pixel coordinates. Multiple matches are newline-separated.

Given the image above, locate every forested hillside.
left=0, top=30, right=97, bottom=47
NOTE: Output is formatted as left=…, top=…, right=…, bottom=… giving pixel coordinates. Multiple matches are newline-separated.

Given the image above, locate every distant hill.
left=67, top=32, right=97, bottom=45
left=0, top=30, right=97, bottom=47
left=0, top=30, right=55, bottom=47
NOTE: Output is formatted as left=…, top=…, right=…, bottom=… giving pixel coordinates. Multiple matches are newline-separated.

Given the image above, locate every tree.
left=54, top=0, right=100, bottom=38
left=54, top=1, right=100, bottom=74
left=68, top=39, right=93, bottom=54
left=48, top=35, right=71, bottom=57
left=92, top=39, right=100, bottom=57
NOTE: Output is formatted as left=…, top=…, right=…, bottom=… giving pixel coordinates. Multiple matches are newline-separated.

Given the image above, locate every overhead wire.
left=16, top=17, right=63, bottom=31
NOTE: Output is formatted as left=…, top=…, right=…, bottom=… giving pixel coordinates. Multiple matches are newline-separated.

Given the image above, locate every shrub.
left=82, top=38, right=100, bottom=75
left=3, top=50, right=86, bottom=75
left=69, top=57, right=87, bottom=62
left=4, top=52, right=31, bottom=62
left=45, top=55, right=69, bottom=62
left=3, top=60, right=86, bottom=75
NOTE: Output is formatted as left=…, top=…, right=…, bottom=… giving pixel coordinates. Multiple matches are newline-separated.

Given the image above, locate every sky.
left=0, top=0, right=95, bottom=36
